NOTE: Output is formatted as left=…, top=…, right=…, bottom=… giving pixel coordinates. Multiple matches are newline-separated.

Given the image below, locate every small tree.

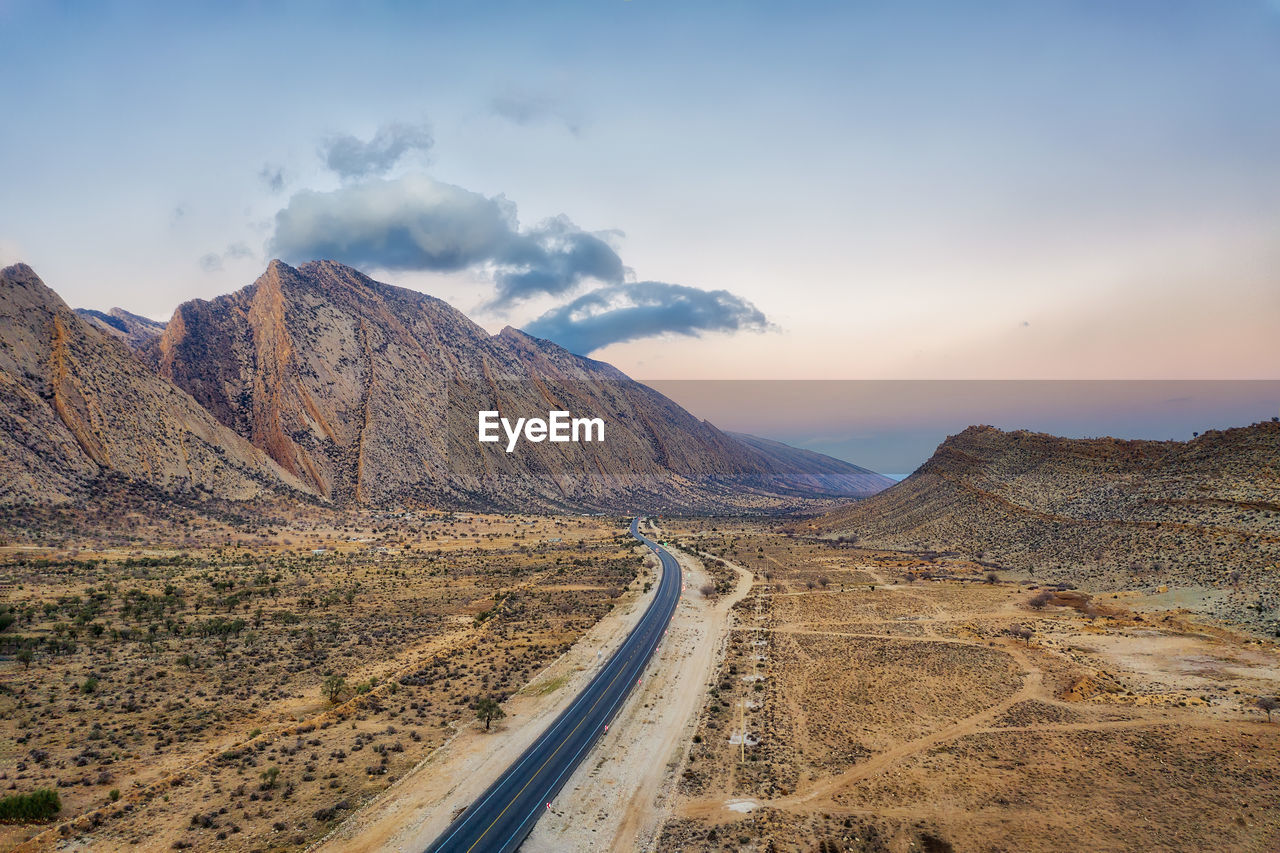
left=259, top=766, right=280, bottom=790
left=16, top=648, right=33, bottom=670
left=322, top=674, right=346, bottom=705
left=699, top=583, right=717, bottom=599
left=817, top=575, right=831, bottom=589
left=474, top=696, right=506, bottom=731
left=1258, top=696, right=1279, bottom=722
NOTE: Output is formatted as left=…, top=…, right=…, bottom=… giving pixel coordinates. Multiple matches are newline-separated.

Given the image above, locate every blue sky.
left=2, top=0, right=1278, bottom=382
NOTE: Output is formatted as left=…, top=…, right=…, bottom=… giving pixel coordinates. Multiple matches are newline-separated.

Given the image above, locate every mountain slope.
left=75, top=307, right=166, bottom=350
left=815, top=422, right=1280, bottom=629
left=0, top=263, right=306, bottom=503
left=151, top=259, right=882, bottom=511
left=727, top=431, right=893, bottom=496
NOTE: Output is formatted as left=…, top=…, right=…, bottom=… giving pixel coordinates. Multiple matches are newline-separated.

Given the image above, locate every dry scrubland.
left=0, top=501, right=651, bottom=852
left=656, top=520, right=1280, bottom=853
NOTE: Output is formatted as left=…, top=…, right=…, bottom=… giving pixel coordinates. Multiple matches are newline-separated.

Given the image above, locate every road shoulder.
left=523, top=542, right=754, bottom=852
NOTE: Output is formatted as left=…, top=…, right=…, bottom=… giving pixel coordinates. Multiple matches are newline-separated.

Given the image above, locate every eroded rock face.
left=0, top=263, right=306, bottom=503
left=151, top=259, right=889, bottom=511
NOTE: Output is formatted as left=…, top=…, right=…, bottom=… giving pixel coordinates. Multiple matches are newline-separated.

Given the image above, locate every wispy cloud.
left=523, top=281, right=770, bottom=354
left=259, top=163, right=286, bottom=193
left=319, top=121, right=434, bottom=179
left=490, top=90, right=581, bottom=135
left=198, top=241, right=256, bottom=273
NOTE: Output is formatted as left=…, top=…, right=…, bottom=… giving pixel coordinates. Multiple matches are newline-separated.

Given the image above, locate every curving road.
left=424, top=516, right=682, bottom=853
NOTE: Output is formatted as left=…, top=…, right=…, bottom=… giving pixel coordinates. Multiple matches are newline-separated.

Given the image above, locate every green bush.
left=0, top=788, right=61, bottom=822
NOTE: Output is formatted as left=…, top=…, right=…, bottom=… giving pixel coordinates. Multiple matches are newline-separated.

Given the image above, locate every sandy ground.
left=653, top=522, right=1280, bottom=852
left=523, top=543, right=753, bottom=853
left=309, top=544, right=665, bottom=853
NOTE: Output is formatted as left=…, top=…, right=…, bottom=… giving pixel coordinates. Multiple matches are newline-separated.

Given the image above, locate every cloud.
left=268, top=175, right=624, bottom=303
left=199, top=242, right=257, bottom=273
left=522, top=281, right=770, bottom=354
left=259, top=164, right=286, bottom=193
left=319, top=121, right=434, bottom=179
left=490, top=91, right=581, bottom=135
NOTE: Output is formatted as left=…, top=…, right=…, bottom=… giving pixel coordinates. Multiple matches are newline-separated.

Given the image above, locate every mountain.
left=145, top=259, right=887, bottom=511
left=727, top=432, right=894, bottom=496
left=75, top=307, right=166, bottom=350
left=0, top=263, right=307, bottom=503
left=814, top=422, right=1280, bottom=630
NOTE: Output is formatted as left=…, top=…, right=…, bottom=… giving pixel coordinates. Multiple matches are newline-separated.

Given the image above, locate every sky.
left=2, top=1, right=1279, bottom=397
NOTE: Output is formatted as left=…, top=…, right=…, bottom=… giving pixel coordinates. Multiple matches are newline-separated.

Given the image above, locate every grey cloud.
left=320, top=121, right=434, bottom=179
left=198, top=252, right=223, bottom=273
left=491, top=92, right=581, bottom=134
left=259, top=164, right=286, bottom=193
left=268, top=175, right=623, bottom=303
left=225, top=242, right=254, bottom=260
left=522, top=281, right=769, bottom=354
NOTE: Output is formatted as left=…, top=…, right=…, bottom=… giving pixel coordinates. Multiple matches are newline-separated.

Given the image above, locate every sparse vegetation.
left=0, top=510, right=640, bottom=851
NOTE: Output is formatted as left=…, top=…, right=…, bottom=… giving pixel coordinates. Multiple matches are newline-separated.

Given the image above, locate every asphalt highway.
left=423, top=516, right=683, bottom=853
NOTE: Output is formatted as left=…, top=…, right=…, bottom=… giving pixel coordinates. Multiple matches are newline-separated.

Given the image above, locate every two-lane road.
left=424, top=517, right=682, bottom=853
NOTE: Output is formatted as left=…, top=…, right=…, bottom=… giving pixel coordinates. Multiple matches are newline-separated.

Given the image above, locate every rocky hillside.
left=0, top=264, right=306, bottom=503
left=75, top=307, right=165, bottom=350
left=816, top=422, right=1280, bottom=631
left=143, top=259, right=886, bottom=511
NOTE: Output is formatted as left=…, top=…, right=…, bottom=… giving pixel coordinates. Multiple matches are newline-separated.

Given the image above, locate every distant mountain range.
left=815, top=422, right=1280, bottom=630
left=0, top=260, right=893, bottom=511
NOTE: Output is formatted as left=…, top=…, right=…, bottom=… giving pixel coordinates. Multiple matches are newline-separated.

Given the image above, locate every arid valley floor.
left=1, top=510, right=1279, bottom=852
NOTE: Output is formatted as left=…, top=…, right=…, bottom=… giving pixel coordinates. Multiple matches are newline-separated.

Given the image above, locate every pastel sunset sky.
left=2, top=0, right=1278, bottom=385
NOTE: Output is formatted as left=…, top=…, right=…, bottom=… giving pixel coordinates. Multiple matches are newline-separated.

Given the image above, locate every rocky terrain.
left=74, top=308, right=165, bottom=350
left=815, top=422, right=1280, bottom=633
left=0, top=260, right=890, bottom=513
left=0, top=264, right=305, bottom=504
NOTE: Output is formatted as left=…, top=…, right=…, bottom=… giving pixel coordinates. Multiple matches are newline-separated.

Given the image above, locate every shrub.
left=0, top=788, right=61, bottom=822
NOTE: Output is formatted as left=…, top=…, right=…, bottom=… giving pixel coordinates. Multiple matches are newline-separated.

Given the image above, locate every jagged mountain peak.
left=0, top=264, right=307, bottom=503
left=150, top=260, right=887, bottom=510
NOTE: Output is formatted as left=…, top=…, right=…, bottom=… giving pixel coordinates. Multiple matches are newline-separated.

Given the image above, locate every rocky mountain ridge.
left=816, top=422, right=1280, bottom=631
left=0, top=260, right=890, bottom=512
left=0, top=263, right=306, bottom=503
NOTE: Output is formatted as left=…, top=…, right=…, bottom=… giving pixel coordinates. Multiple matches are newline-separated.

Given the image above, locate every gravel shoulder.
left=523, top=540, right=754, bottom=853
